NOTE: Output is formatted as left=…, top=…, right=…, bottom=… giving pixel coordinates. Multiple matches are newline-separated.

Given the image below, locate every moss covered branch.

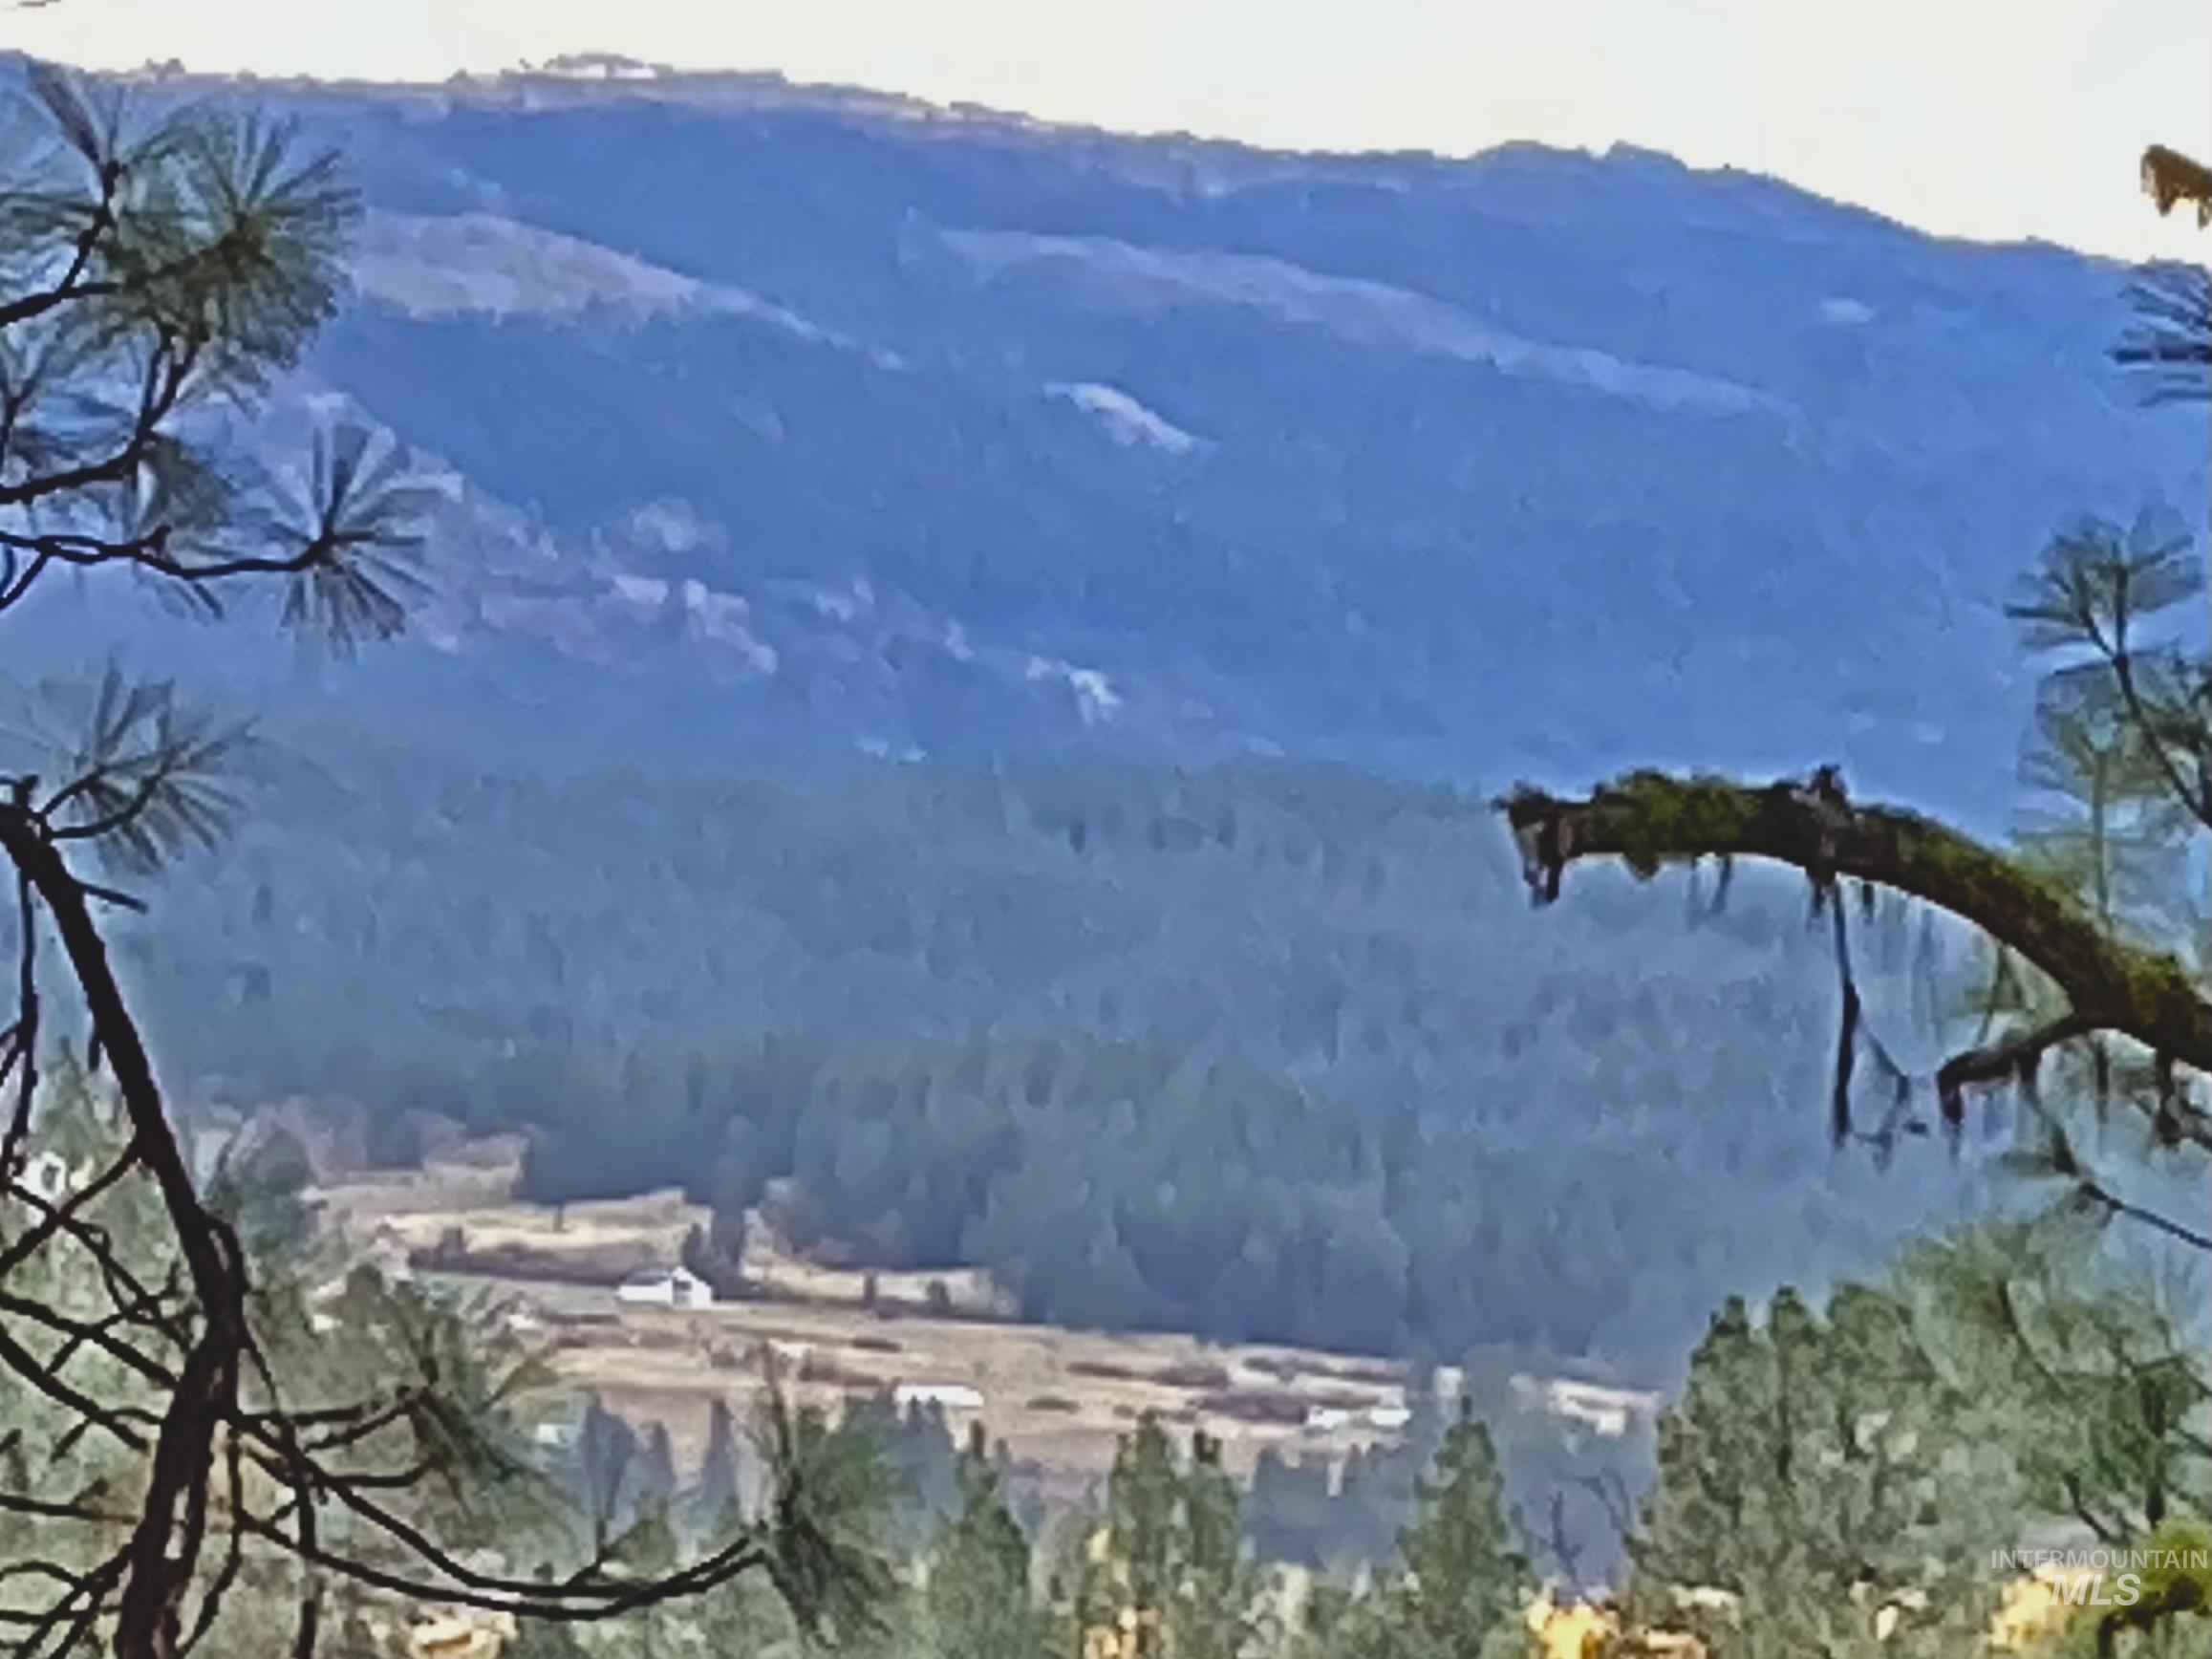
left=1496, top=769, right=2212, bottom=1082
left=2143, top=144, right=2212, bottom=227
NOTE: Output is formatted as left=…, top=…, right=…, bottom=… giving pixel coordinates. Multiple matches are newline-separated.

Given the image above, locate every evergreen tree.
left=637, top=1420, right=680, bottom=1514
left=842, top=1393, right=963, bottom=1554
left=1616, top=1230, right=2210, bottom=1655
left=506, top=1620, right=591, bottom=1659
left=689, top=1397, right=745, bottom=1536
left=1895, top=1221, right=2210, bottom=1547
left=1630, top=1268, right=2052, bottom=1656
left=1390, top=1403, right=1527, bottom=1659
left=577, top=1392, right=641, bottom=1549
left=926, top=1424, right=1051, bottom=1659
left=1081, top=1417, right=1264, bottom=1659
left=1176, top=1431, right=1259, bottom=1659
left=1298, top=1579, right=1408, bottom=1659
left=1107, top=1415, right=1187, bottom=1649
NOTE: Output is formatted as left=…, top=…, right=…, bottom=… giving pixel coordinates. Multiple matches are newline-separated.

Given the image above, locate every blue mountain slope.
left=371, top=85, right=2204, bottom=796
left=20, top=65, right=2203, bottom=814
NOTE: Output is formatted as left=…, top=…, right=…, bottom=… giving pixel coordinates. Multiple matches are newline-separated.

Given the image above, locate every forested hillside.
left=101, top=739, right=1979, bottom=1369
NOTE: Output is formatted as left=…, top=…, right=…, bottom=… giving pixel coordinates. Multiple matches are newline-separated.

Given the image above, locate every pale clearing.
left=311, top=1138, right=1654, bottom=1497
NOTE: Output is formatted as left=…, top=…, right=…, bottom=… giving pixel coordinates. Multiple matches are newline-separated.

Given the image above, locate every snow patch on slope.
left=352, top=212, right=902, bottom=363
left=948, top=228, right=1791, bottom=420
left=1025, top=656, right=1123, bottom=725
left=1046, top=381, right=1207, bottom=455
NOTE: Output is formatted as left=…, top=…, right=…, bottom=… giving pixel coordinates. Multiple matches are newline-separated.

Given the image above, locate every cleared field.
left=317, top=1146, right=1006, bottom=1316
left=314, top=1142, right=1651, bottom=1497
left=486, top=1280, right=1416, bottom=1501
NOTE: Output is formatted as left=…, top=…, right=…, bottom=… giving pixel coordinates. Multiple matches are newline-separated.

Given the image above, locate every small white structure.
left=892, top=1382, right=984, bottom=1411
left=1509, top=1373, right=1661, bottom=1439
left=17, top=1152, right=71, bottom=1203
left=614, top=1266, right=715, bottom=1310
left=1303, top=1406, right=1353, bottom=1433
left=1364, top=1405, right=1413, bottom=1432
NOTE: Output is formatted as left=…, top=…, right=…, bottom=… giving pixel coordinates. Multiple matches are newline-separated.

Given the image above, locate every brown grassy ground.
left=479, top=1277, right=1414, bottom=1496
left=313, top=1142, right=1653, bottom=1497
left=314, top=1144, right=1422, bottom=1490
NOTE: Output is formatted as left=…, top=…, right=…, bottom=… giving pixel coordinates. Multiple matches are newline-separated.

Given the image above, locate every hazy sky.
left=9, top=1, right=2210, bottom=262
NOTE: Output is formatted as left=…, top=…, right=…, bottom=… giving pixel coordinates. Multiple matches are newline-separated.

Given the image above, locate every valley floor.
left=312, top=1138, right=1658, bottom=1496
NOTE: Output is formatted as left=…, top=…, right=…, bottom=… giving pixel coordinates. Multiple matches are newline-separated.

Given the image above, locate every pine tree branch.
left=231, top=1507, right=773, bottom=1625
left=0, top=337, right=195, bottom=509
left=1933, top=1013, right=2102, bottom=1125
left=2142, top=145, right=2212, bottom=227
left=0, top=800, right=833, bottom=1653
left=2075, top=1179, right=2212, bottom=1252
left=1497, top=770, right=2212, bottom=1125
left=0, top=150, right=122, bottom=335
left=0, top=1288, right=176, bottom=1387
left=0, top=800, right=247, bottom=1659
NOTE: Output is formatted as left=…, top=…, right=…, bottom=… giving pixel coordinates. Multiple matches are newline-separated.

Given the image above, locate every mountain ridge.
left=17, top=57, right=2198, bottom=821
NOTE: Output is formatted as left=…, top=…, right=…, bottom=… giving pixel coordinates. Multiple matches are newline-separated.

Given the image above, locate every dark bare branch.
left=1933, top=1013, right=2102, bottom=1134
left=0, top=801, right=248, bottom=1655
